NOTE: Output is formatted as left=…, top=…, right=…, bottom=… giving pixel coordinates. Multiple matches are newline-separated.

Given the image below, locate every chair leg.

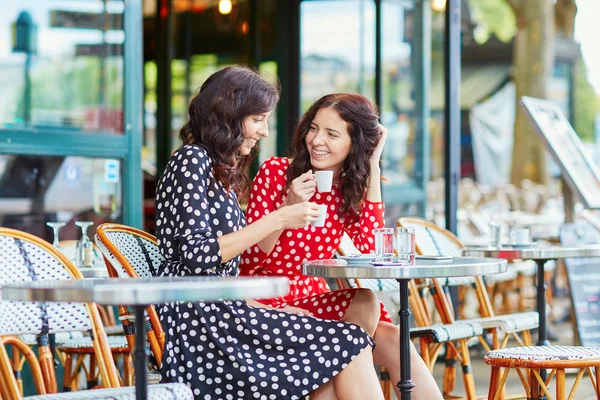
left=10, top=345, right=22, bottom=395
left=87, top=355, right=98, bottom=389
left=556, top=369, right=565, bottom=400
left=38, top=345, right=58, bottom=393
left=457, top=339, right=477, bottom=400
left=595, top=366, right=600, bottom=397
left=124, top=354, right=134, bottom=386
left=62, top=354, right=73, bottom=392
left=442, top=348, right=457, bottom=397
left=488, top=366, right=501, bottom=400
left=529, top=369, right=540, bottom=399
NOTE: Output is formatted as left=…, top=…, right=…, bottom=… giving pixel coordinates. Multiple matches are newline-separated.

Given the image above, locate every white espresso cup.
left=311, top=204, right=328, bottom=227
left=314, top=171, right=333, bottom=192
left=511, top=228, right=530, bottom=245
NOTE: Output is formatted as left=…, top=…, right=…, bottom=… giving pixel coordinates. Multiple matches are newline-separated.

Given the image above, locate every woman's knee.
left=346, top=289, right=380, bottom=335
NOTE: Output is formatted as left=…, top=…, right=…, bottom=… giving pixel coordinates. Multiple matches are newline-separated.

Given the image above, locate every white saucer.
left=508, top=242, right=537, bottom=248
left=339, top=254, right=378, bottom=265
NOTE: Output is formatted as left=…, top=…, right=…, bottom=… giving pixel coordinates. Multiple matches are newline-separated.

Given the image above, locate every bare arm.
left=254, top=170, right=317, bottom=254
left=219, top=201, right=320, bottom=262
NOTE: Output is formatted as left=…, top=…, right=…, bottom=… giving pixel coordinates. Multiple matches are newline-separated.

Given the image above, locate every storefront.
left=0, top=0, right=143, bottom=242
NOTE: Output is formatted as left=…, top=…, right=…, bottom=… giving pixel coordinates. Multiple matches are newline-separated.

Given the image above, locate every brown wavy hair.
left=179, top=66, right=280, bottom=196
left=286, top=93, right=380, bottom=216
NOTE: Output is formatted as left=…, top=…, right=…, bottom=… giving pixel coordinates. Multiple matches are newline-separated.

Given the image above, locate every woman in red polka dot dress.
left=240, top=93, right=443, bottom=399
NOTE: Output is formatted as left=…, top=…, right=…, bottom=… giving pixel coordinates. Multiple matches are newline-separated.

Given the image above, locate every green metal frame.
left=0, top=0, right=144, bottom=229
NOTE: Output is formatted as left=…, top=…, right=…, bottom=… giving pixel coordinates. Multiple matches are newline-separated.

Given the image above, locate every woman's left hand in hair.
left=371, top=123, right=388, bottom=167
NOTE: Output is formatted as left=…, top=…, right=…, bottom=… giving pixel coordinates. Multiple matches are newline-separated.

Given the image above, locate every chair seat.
left=485, top=346, right=600, bottom=363
left=410, top=321, right=484, bottom=343
left=470, top=311, right=539, bottom=334
left=58, top=335, right=129, bottom=351
left=24, top=383, right=193, bottom=399
left=20, top=332, right=85, bottom=346
left=104, top=325, right=124, bottom=335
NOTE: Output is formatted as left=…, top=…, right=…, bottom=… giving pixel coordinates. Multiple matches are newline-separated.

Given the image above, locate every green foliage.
left=573, top=57, right=600, bottom=142
left=469, top=0, right=516, bottom=43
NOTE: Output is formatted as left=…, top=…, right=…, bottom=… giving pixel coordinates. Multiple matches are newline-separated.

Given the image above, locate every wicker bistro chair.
left=94, top=223, right=166, bottom=370
left=18, top=383, right=193, bottom=400
left=8, top=238, right=129, bottom=391
left=397, top=217, right=539, bottom=348
left=336, top=233, right=484, bottom=400
left=0, top=227, right=121, bottom=397
left=485, top=346, right=600, bottom=400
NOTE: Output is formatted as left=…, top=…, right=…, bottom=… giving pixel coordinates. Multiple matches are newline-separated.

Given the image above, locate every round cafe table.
left=303, top=256, right=507, bottom=400
left=2, top=276, right=289, bottom=400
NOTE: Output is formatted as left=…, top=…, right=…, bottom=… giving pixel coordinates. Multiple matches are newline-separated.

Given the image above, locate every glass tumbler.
left=396, top=227, right=416, bottom=265
left=373, top=228, right=395, bottom=262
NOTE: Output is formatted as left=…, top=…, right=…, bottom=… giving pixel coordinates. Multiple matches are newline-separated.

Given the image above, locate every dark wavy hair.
left=286, top=93, right=380, bottom=216
left=179, top=66, right=280, bottom=196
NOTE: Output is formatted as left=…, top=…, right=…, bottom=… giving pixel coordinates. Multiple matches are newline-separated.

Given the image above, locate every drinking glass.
left=396, top=227, right=416, bottom=265
left=488, top=221, right=502, bottom=248
left=373, top=228, right=394, bottom=262
left=75, top=221, right=94, bottom=268
left=46, top=222, right=66, bottom=254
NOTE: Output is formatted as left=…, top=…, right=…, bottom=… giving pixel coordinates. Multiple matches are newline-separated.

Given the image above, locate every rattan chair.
left=94, top=223, right=165, bottom=369
left=0, top=228, right=194, bottom=400
left=485, top=346, right=600, bottom=400
left=0, top=227, right=121, bottom=396
left=18, top=383, right=193, bottom=399
left=397, top=218, right=538, bottom=346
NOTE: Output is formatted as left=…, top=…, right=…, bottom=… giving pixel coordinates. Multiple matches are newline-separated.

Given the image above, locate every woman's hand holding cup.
left=277, top=201, right=321, bottom=229
left=285, top=170, right=317, bottom=206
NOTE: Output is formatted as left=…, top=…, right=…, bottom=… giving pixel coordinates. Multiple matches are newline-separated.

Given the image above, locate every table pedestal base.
left=397, top=279, right=415, bottom=399
left=535, top=260, right=549, bottom=400
left=135, top=306, right=149, bottom=400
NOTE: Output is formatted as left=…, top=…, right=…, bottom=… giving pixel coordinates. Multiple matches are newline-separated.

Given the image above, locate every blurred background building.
left=0, top=0, right=598, bottom=243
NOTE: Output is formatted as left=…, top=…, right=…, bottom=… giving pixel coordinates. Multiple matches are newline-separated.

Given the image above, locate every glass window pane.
left=300, top=0, right=376, bottom=111
left=0, top=155, right=122, bottom=242
left=381, top=0, right=415, bottom=185
left=0, top=1, right=124, bottom=133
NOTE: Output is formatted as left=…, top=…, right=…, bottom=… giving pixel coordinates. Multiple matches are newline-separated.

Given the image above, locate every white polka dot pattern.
left=153, top=145, right=375, bottom=399
left=240, top=157, right=393, bottom=323
left=23, top=382, right=193, bottom=399
left=0, top=236, right=91, bottom=336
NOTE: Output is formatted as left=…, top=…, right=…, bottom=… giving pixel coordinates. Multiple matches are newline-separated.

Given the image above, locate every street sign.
left=75, top=43, right=123, bottom=56
left=50, top=10, right=123, bottom=31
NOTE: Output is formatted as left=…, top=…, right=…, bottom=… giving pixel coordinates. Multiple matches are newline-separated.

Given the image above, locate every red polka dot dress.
left=240, top=157, right=393, bottom=323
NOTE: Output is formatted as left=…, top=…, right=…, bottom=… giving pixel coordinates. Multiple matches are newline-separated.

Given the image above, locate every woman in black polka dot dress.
left=155, top=66, right=386, bottom=400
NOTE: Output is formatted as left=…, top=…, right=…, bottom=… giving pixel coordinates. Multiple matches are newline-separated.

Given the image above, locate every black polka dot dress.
left=155, top=144, right=374, bottom=400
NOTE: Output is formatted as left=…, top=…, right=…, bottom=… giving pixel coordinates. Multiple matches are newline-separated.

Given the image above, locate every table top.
left=462, top=244, right=600, bottom=260
left=1, top=276, right=289, bottom=306
left=302, top=257, right=507, bottom=279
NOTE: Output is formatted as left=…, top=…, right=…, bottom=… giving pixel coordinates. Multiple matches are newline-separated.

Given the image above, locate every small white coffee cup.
left=511, top=228, right=530, bottom=245
left=311, top=204, right=328, bottom=227
left=314, top=171, right=333, bottom=192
